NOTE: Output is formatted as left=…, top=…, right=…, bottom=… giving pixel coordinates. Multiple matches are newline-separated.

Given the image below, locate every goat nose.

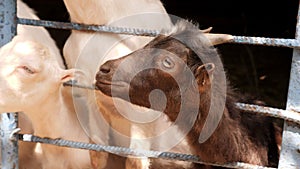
left=99, top=64, right=111, bottom=74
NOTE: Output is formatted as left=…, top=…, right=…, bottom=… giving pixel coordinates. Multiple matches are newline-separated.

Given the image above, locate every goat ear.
left=200, top=27, right=213, bottom=33
left=204, top=33, right=233, bottom=46
left=195, top=63, right=215, bottom=92
left=60, top=69, right=87, bottom=83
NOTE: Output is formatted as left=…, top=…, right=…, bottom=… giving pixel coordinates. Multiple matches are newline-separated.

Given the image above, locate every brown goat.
left=95, top=20, right=280, bottom=168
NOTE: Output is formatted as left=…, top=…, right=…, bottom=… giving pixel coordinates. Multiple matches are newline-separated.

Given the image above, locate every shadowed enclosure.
left=22, top=0, right=298, bottom=108
left=0, top=0, right=298, bottom=168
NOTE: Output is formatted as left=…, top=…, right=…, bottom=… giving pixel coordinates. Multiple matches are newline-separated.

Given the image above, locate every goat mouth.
left=96, top=80, right=112, bottom=85
left=95, top=79, right=130, bottom=98
left=96, top=79, right=128, bottom=88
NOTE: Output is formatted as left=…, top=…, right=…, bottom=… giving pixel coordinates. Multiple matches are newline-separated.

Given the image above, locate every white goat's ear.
left=60, top=69, right=86, bottom=83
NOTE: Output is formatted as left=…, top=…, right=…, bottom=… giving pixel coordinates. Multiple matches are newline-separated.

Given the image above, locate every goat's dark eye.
left=21, top=66, right=35, bottom=74
left=162, top=57, right=174, bottom=69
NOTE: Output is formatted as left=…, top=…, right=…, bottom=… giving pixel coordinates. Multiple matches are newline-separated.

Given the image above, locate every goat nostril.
left=100, top=65, right=111, bottom=74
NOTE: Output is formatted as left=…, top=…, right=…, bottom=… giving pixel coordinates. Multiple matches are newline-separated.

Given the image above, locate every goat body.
left=95, top=20, right=281, bottom=168
left=62, top=0, right=197, bottom=168
left=0, top=1, right=91, bottom=168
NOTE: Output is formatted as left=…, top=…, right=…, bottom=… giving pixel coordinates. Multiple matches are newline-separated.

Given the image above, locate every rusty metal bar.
left=17, top=18, right=159, bottom=37
left=278, top=1, right=300, bottom=168
left=63, top=80, right=300, bottom=125
left=0, top=0, right=18, bottom=168
left=236, top=103, right=300, bottom=125
left=19, top=133, right=276, bottom=169
left=0, top=0, right=17, bottom=46
left=0, top=114, right=18, bottom=169
left=231, top=36, right=300, bottom=48
left=63, top=80, right=98, bottom=91
left=18, top=18, right=300, bottom=48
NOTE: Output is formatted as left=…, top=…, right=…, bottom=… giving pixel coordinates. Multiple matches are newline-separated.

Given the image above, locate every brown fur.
left=95, top=20, right=280, bottom=168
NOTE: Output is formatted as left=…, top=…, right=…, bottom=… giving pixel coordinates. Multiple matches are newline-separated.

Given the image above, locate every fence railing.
left=0, top=0, right=300, bottom=168
left=0, top=0, right=18, bottom=169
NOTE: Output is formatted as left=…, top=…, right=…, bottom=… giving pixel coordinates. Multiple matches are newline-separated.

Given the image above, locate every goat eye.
left=21, top=66, right=35, bottom=74
left=162, top=57, right=174, bottom=68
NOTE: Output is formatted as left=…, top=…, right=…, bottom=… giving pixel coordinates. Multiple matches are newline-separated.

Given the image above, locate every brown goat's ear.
left=195, top=63, right=215, bottom=92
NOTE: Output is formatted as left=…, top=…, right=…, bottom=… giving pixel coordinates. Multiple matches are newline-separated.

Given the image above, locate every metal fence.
left=0, top=0, right=300, bottom=168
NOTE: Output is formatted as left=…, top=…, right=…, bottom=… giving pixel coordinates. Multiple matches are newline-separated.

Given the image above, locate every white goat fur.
left=63, top=0, right=193, bottom=168
left=0, top=1, right=91, bottom=168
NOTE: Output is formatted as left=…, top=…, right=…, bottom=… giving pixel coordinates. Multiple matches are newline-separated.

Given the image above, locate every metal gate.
left=0, top=0, right=299, bottom=168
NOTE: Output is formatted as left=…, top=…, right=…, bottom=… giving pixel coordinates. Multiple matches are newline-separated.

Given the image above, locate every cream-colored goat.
left=61, top=0, right=198, bottom=169
left=0, top=1, right=91, bottom=168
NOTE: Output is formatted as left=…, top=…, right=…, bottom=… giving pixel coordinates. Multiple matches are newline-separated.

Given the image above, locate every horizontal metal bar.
left=18, top=134, right=275, bottom=169
left=63, top=81, right=300, bottom=124
left=236, top=103, right=300, bottom=124
left=17, top=18, right=159, bottom=37
left=231, top=36, right=300, bottom=48
left=63, top=80, right=98, bottom=91
left=18, top=18, right=300, bottom=48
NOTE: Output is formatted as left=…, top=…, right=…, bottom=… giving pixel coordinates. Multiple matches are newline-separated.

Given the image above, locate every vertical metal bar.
left=0, top=114, right=18, bottom=169
left=0, top=0, right=18, bottom=169
left=278, top=1, right=300, bottom=168
left=0, top=0, right=17, bottom=46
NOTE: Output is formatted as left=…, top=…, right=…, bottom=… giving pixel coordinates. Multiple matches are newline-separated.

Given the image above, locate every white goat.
left=63, top=0, right=173, bottom=76
left=0, top=1, right=91, bottom=168
left=0, top=38, right=91, bottom=169
left=61, top=0, right=203, bottom=168
left=17, top=0, right=64, bottom=69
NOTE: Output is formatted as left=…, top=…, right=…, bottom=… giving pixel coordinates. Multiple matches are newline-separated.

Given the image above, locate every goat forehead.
left=146, top=36, right=189, bottom=56
left=147, top=35, right=181, bottom=48
left=11, top=40, right=49, bottom=60
left=13, top=42, right=37, bottom=56
left=13, top=42, right=61, bottom=68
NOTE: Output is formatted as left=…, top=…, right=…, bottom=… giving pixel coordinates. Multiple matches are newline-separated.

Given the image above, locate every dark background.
left=22, top=0, right=299, bottom=109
